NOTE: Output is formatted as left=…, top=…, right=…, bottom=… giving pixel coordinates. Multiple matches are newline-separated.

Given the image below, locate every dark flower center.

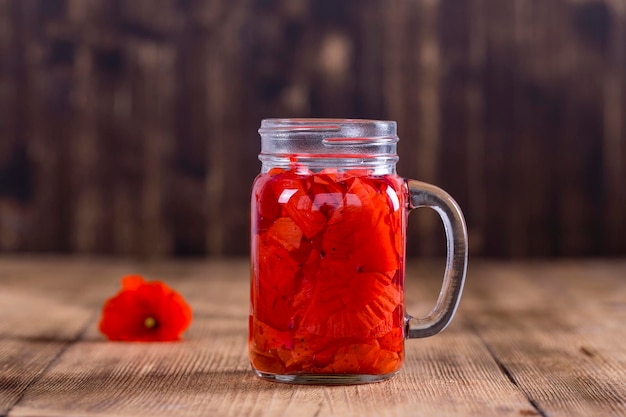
left=144, top=316, right=158, bottom=329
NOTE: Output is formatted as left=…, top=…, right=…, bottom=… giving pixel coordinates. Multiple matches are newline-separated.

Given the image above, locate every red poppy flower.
left=99, top=275, right=192, bottom=342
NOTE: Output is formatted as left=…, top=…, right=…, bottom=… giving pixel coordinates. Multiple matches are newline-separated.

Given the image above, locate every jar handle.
left=405, top=179, right=468, bottom=338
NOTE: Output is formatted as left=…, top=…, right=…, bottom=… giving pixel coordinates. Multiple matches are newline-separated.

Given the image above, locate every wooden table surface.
left=0, top=258, right=625, bottom=417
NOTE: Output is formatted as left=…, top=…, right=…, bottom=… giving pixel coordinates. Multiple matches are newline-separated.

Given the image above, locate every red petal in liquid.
left=250, top=169, right=406, bottom=375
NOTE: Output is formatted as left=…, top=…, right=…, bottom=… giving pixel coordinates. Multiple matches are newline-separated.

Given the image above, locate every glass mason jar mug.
left=249, top=119, right=468, bottom=384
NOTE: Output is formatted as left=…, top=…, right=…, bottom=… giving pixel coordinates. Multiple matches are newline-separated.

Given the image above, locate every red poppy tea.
left=250, top=119, right=468, bottom=384
left=251, top=168, right=406, bottom=376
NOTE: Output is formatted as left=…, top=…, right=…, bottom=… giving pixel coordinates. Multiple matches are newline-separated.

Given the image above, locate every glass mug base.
left=254, top=369, right=399, bottom=385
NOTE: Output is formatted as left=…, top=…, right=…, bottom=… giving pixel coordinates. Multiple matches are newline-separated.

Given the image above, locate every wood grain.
left=0, top=258, right=625, bottom=416
left=464, top=261, right=626, bottom=417
left=1, top=0, right=625, bottom=258
left=0, top=259, right=132, bottom=415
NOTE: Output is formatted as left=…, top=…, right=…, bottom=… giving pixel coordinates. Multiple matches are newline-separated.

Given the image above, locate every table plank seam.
left=472, top=325, right=548, bottom=417
left=4, top=312, right=98, bottom=417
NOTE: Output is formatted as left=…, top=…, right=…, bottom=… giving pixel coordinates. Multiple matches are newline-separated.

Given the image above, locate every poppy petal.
left=250, top=170, right=405, bottom=375
left=99, top=276, right=192, bottom=342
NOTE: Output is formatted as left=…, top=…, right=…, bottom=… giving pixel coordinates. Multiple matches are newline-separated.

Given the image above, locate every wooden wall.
left=0, top=0, right=625, bottom=258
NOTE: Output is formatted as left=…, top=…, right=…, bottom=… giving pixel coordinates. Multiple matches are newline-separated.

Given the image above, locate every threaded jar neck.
left=258, top=119, right=399, bottom=174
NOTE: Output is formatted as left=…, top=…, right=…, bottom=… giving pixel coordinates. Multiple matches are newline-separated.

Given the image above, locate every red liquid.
left=249, top=167, right=406, bottom=375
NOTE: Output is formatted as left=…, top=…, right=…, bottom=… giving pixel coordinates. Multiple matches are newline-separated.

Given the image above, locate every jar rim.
left=258, top=118, right=399, bottom=172
left=259, top=118, right=397, bottom=136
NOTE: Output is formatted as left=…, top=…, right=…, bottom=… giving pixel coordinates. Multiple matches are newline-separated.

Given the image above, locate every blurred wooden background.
left=0, top=0, right=624, bottom=258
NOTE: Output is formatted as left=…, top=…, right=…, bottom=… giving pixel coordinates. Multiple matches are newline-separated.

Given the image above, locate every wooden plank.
left=68, top=0, right=104, bottom=254
left=168, top=8, right=209, bottom=257
left=15, top=0, right=72, bottom=253
left=0, top=0, right=15, bottom=170
left=0, top=287, right=89, bottom=415
left=480, top=0, right=517, bottom=257
left=383, top=0, right=444, bottom=257
left=465, top=0, right=488, bottom=256
left=508, top=0, right=555, bottom=257
left=3, top=259, right=532, bottom=417
left=603, top=0, right=626, bottom=255
left=560, top=0, right=611, bottom=256
left=412, top=0, right=444, bottom=257
left=1, top=1, right=626, bottom=258
left=466, top=261, right=626, bottom=417
left=0, top=0, right=23, bottom=252
left=135, top=40, right=176, bottom=259
left=202, top=0, right=258, bottom=256
left=0, top=259, right=135, bottom=415
left=3, top=259, right=626, bottom=416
